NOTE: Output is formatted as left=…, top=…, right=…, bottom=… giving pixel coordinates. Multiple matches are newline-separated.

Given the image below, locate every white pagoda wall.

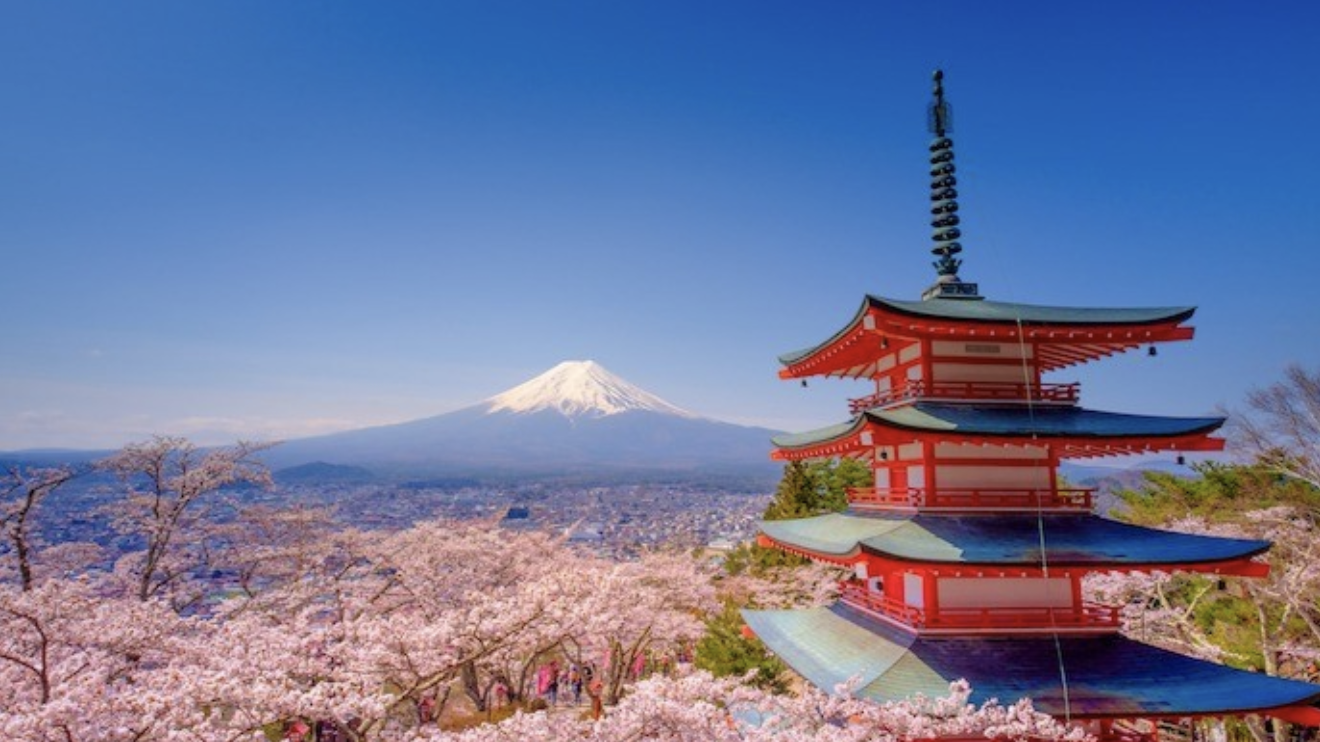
left=931, top=442, right=1052, bottom=491
left=930, top=340, right=1033, bottom=359
left=934, top=443, right=1048, bottom=460
left=937, top=577, right=1072, bottom=609
left=928, top=340, right=1035, bottom=385
left=934, top=465, right=1051, bottom=490
left=931, top=362, right=1031, bottom=383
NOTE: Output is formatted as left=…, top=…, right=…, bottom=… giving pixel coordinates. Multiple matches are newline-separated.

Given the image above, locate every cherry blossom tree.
left=1228, top=364, right=1320, bottom=488
left=175, top=581, right=395, bottom=740
left=355, top=522, right=580, bottom=721
left=0, top=508, right=1093, bottom=741
left=1086, top=503, right=1320, bottom=742
left=1104, top=464, right=1320, bottom=680
left=422, top=669, right=1087, bottom=742
left=0, top=578, right=193, bottom=740
left=559, top=551, right=718, bottom=706
left=173, top=520, right=603, bottom=738
left=208, top=502, right=344, bottom=599
left=718, top=558, right=844, bottom=611
left=97, top=436, right=273, bottom=605
left=1, top=465, right=77, bottom=591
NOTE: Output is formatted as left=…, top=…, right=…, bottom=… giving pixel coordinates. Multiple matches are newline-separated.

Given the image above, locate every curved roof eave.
left=777, top=295, right=1198, bottom=370
left=868, top=403, right=1226, bottom=439
left=778, top=297, right=872, bottom=367
left=772, top=405, right=1226, bottom=454
left=760, top=513, right=897, bottom=558
left=868, top=295, right=1198, bottom=327
left=758, top=512, right=1271, bottom=567
left=744, top=605, right=1320, bottom=719
left=771, top=417, right=866, bottom=450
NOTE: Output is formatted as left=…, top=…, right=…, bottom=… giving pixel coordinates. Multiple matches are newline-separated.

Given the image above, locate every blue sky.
left=3, top=1, right=1319, bottom=450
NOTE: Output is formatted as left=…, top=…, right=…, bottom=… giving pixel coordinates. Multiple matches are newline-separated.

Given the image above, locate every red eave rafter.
left=862, top=556, right=1268, bottom=579
left=772, top=425, right=1224, bottom=462
left=780, top=306, right=1196, bottom=379
left=779, top=322, right=878, bottom=380
left=921, top=558, right=1270, bottom=579
left=1269, top=705, right=1320, bottom=727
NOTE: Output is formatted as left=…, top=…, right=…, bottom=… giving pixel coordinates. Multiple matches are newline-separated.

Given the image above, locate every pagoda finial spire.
left=922, top=69, right=981, bottom=301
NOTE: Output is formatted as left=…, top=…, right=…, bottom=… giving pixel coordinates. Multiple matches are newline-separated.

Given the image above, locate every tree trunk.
left=15, top=528, right=32, bottom=591
left=460, top=660, right=486, bottom=713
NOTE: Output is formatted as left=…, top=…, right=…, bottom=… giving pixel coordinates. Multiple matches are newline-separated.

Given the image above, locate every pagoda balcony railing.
left=838, top=583, right=926, bottom=626
left=848, top=380, right=1079, bottom=414
left=846, top=486, right=1094, bottom=512
left=838, top=583, right=1120, bottom=633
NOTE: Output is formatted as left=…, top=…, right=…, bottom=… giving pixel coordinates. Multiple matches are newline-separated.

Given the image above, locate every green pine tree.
left=694, top=602, right=788, bottom=692
left=726, top=458, right=872, bottom=575
left=762, top=458, right=869, bottom=521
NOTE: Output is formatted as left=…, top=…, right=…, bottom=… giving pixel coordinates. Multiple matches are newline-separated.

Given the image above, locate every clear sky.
left=3, top=1, right=1319, bottom=450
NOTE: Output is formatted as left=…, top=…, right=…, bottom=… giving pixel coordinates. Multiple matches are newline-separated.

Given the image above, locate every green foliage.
left=1114, top=461, right=1320, bottom=678
left=720, top=541, right=807, bottom=576
left=694, top=602, right=788, bottom=693
left=705, top=459, right=869, bottom=690
left=762, top=459, right=869, bottom=521
left=1116, top=462, right=1318, bottom=526
left=724, top=458, right=870, bottom=576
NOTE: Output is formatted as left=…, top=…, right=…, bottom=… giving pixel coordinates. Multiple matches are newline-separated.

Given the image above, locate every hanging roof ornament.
left=922, top=70, right=982, bottom=301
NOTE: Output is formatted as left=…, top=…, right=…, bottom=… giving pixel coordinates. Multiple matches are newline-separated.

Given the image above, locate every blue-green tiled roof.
left=760, top=512, right=1270, bottom=566
left=874, top=296, right=1195, bottom=326
left=771, top=419, right=865, bottom=449
left=778, top=296, right=1196, bottom=366
left=880, top=403, right=1225, bottom=437
left=744, top=604, right=1320, bottom=717
left=759, top=513, right=908, bottom=558
left=741, top=606, right=920, bottom=693
left=771, top=404, right=1224, bottom=450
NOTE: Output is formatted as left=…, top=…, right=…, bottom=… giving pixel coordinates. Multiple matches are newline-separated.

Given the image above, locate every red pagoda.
left=743, top=71, right=1320, bottom=739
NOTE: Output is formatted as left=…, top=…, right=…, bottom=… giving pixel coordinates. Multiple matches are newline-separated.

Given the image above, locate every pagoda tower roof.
left=772, top=403, right=1225, bottom=460
left=862, top=296, right=1196, bottom=327
left=779, top=295, right=1198, bottom=378
left=758, top=512, right=1269, bottom=572
left=742, top=603, right=1320, bottom=721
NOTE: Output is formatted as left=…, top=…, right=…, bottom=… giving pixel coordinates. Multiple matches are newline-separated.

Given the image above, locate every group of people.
left=284, top=655, right=672, bottom=737
left=283, top=718, right=352, bottom=742
left=535, top=661, right=597, bottom=707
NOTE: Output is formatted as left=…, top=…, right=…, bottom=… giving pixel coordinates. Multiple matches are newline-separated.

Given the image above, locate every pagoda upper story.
left=771, top=297, right=1226, bottom=516
left=769, top=69, right=1223, bottom=519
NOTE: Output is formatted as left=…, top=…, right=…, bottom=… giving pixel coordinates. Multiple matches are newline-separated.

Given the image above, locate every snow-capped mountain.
left=484, top=360, right=696, bottom=419
left=261, top=361, right=779, bottom=482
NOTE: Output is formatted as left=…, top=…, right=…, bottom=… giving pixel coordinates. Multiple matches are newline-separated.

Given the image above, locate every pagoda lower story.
left=746, top=604, right=1320, bottom=724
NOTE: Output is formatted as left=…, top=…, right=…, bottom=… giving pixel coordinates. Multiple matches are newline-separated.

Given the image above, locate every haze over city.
left=4, top=2, right=1319, bottom=450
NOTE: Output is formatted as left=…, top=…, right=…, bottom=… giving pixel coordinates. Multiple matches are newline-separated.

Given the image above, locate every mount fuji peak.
left=483, top=360, right=697, bottom=419
left=260, top=359, right=780, bottom=482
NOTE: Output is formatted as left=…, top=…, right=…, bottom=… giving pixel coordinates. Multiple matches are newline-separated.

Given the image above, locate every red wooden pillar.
left=923, top=568, right=939, bottom=622
left=923, top=439, right=936, bottom=495
left=1030, top=341, right=1041, bottom=387
left=1049, top=446, right=1061, bottom=500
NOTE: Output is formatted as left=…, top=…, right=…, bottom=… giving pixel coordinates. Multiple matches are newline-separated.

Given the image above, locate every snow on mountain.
left=484, top=360, right=697, bottom=419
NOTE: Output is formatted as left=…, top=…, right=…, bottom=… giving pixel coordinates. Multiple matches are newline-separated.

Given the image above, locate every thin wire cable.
left=1015, top=315, right=1072, bottom=724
